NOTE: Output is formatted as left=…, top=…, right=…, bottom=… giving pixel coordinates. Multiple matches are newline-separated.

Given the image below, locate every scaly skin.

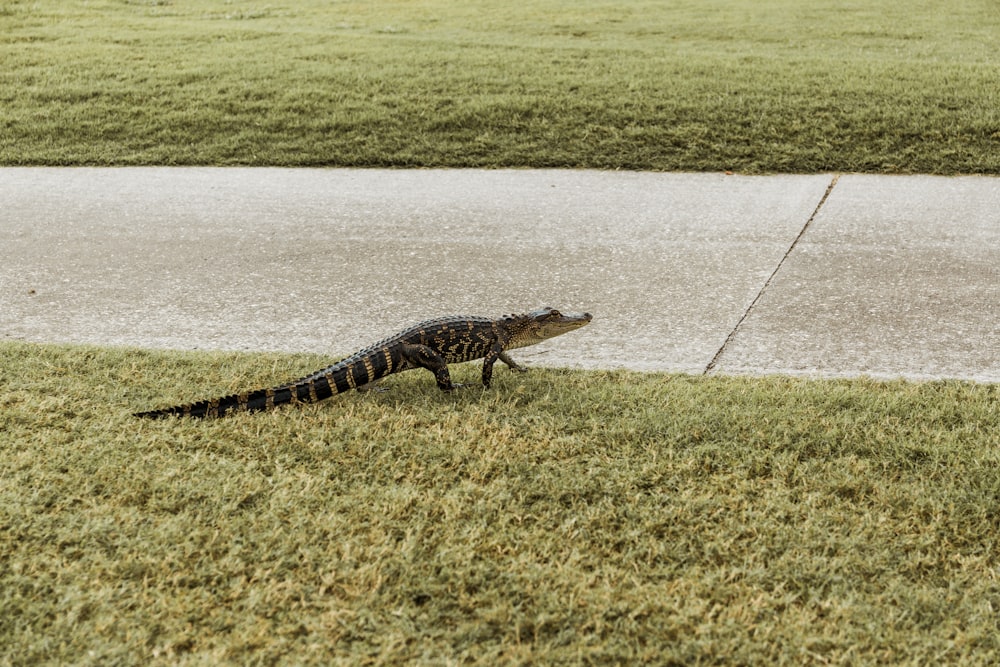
left=134, top=307, right=592, bottom=418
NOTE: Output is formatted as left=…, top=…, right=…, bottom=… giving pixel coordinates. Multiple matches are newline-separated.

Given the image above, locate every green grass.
left=2, top=0, right=999, bottom=173
left=3, top=341, right=999, bottom=664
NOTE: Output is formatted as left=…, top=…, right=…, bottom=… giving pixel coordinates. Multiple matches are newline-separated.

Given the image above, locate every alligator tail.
left=133, top=371, right=335, bottom=418
left=134, top=348, right=399, bottom=419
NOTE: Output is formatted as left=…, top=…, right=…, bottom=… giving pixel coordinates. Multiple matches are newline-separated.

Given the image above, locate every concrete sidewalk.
left=1, top=168, right=997, bottom=382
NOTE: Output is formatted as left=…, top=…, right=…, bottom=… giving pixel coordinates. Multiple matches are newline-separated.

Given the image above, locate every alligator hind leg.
left=400, top=343, right=461, bottom=390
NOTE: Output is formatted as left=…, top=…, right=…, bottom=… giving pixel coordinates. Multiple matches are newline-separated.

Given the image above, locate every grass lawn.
left=1, top=0, right=998, bottom=172
left=2, top=342, right=999, bottom=664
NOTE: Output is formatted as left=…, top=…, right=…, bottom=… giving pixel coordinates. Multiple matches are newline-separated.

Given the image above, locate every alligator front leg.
left=400, top=343, right=461, bottom=390
left=481, top=343, right=509, bottom=389
left=499, top=351, right=528, bottom=372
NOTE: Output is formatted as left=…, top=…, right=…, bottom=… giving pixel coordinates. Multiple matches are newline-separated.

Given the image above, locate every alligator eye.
left=550, top=309, right=561, bottom=317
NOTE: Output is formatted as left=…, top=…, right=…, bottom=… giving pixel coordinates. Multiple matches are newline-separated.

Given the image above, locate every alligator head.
left=506, top=307, right=592, bottom=349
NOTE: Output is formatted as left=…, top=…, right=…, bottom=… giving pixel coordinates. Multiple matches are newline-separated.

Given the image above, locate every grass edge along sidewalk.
left=2, top=341, right=999, bottom=664
left=2, top=0, right=999, bottom=173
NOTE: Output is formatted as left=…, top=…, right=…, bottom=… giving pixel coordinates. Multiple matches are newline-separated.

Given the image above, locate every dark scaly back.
left=394, top=314, right=500, bottom=363
left=134, top=314, right=505, bottom=419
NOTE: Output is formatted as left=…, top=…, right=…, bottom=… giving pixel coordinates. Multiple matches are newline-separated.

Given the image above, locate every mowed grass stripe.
left=2, top=342, right=998, bottom=663
left=1, top=0, right=998, bottom=172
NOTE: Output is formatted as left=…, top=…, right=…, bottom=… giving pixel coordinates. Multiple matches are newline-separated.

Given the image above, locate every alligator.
left=134, top=307, right=592, bottom=419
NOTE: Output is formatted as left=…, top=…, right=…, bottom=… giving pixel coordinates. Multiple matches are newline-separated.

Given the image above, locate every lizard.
left=134, top=307, right=592, bottom=418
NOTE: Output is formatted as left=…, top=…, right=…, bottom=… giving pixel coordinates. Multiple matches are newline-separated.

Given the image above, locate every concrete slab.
left=0, top=168, right=830, bottom=372
left=711, top=175, right=1000, bottom=382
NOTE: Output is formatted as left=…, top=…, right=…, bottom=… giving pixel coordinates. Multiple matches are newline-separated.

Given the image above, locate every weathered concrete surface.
left=710, top=175, right=1000, bottom=382
left=1, top=168, right=997, bottom=381
left=0, top=168, right=828, bottom=373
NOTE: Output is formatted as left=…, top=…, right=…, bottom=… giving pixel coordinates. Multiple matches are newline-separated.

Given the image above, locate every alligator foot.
left=357, top=381, right=388, bottom=393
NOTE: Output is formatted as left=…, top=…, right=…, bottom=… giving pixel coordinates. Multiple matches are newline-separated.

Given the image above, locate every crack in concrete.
left=703, top=174, right=841, bottom=374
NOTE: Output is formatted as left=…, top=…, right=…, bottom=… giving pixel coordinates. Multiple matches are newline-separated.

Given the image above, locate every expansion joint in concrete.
left=703, top=173, right=841, bottom=374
